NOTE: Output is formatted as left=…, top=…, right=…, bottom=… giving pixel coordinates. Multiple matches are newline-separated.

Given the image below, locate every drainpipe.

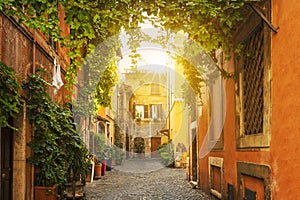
left=32, top=31, right=36, bottom=74
left=30, top=30, right=36, bottom=200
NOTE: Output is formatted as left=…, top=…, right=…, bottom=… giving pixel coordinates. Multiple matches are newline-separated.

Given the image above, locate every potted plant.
left=94, top=133, right=109, bottom=176
left=25, top=73, right=91, bottom=199
left=94, top=160, right=102, bottom=178
left=63, top=131, right=91, bottom=199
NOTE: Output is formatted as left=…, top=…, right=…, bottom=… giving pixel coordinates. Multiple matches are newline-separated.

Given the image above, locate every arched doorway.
left=133, top=137, right=145, bottom=157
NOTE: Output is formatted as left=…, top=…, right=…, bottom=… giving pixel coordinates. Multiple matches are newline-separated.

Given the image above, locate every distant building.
left=117, top=70, right=169, bottom=158
left=167, top=99, right=188, bottom=167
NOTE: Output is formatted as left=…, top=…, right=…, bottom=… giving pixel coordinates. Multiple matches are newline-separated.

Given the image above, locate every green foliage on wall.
left=24, top=71, right=91, bottom=186
left=0, top=62, right=21, bottom=130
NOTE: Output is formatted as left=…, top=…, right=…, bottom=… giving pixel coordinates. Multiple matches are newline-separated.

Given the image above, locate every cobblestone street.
left=86, top=159, right=209, bottom=200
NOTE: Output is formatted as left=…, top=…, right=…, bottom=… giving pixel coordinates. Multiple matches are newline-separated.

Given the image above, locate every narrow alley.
left=86, top=159, right=209, bottom=200
left=2, top=1, right=300, bottom=200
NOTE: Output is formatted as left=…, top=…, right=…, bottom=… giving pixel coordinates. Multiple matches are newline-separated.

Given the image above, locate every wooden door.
left=151, top=137, right=161, bottom=158
left=191, top=128, right=197, bottom=181
left=1, top=126, right=13, bottom=200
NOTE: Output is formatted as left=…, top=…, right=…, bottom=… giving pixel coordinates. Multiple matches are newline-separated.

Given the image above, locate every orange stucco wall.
left=271, top=0, right=300, bottom=198
left=198, top=74, right=272, bottom=199
left=197, top=0, right=300, bottom=199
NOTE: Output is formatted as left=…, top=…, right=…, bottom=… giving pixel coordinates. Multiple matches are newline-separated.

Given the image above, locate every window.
left=237, top=162, right=270, bottom=200
left=235, top=0, right=271, bottom=148
left=107, top=123, right=110, bottom=138
left=135, top=105, right=148, bottom=119
left=150, top=104, right=162, bottom=120
left=241, top=22, right=264, bottom=136
left=209, top=157, right=224, bottom=199
left=97, top=122, right=105, bottom=134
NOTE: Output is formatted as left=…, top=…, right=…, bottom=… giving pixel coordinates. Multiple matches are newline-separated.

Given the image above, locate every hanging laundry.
left=52, top=59, right=58, bottom=88
left=56, top=64, right=64, bottom=89
left=52, top=59, right=64, bottom=94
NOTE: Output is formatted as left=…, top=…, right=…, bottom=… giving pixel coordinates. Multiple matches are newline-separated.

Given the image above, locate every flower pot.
left=94, top=164, right=102, bottom=178
left=34, top=185, right=57, bottom=200
left=100, top=160, right=107, bottom=176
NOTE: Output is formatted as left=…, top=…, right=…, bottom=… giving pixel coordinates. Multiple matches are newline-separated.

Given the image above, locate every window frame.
left=135, top=104, right=149, bottom=119
left=234, top=0, right=272, bottom=149
left=150, top=104, right=162, bottom=120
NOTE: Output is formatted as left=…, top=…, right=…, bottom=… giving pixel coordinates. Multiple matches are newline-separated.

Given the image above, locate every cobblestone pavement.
left=85, top=158, right=210, bottom=200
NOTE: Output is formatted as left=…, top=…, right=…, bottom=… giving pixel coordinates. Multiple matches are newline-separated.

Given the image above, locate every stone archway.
left=133, top=137, right=145, bottom=155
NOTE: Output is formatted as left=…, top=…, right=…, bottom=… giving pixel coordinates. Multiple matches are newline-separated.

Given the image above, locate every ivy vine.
left=1, top=0, right=260, bottom=106
left=0, top=62, right=21, bottom=130
left=24, top=71, right=91, bottom=186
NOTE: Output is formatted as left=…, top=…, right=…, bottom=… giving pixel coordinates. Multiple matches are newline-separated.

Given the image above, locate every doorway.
left=191, top=128, right=197, bottom=182
left=0, top=125, right=13, bottom=200
left=133, top=137, right=145, bottom=158
left=151, top=137, right=161, bottom=158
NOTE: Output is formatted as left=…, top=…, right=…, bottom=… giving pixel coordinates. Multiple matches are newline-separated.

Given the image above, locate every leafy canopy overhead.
left=1, top=0, right=259, bottom=103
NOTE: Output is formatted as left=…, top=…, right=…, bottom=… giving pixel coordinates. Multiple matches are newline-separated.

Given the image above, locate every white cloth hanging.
left=52, top=59, right=64, bottom=94
left=56, top=64, right=64, bottom=88
left=52, top=59, right=58, bottom=88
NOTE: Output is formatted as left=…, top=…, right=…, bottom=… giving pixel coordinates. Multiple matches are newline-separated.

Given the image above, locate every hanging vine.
left=0, top=0, right=260, bottom=105
left=24, top=71, right=92, bottom=186
left=0, top=62, right=21, bottom=130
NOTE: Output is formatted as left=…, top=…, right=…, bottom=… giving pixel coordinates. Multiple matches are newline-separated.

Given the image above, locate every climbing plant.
left=0, top=62, right=21, bottom=130
left=94, top=60, right=118, bottom=108
left=24, top=71, right=92, bottom=186
left=0, top=0, right=260, bottom=105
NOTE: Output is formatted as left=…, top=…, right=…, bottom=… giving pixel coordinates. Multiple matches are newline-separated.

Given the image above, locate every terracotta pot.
left=94, top=164, right=102, bottom=178
left=100, top=160, right=107, bottom=176
left=34, top=185, right=57, bottom=200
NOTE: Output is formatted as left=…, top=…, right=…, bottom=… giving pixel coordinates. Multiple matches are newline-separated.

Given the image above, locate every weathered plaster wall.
left=271, top=0, right=300, bottom=198
left=197, top=0, right=300, bottom=199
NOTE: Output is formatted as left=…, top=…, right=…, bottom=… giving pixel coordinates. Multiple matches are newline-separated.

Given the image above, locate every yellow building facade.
left=126, top=71, right=169, bottom=158
left=168, top=99, right=188, bottom=167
